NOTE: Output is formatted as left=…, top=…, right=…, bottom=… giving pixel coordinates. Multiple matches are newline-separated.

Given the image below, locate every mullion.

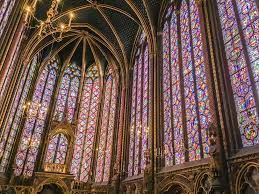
left=231, top=0, right=259, bottom=118
left=167, top=16, right=176, bottom=165
left=21, top=66, right=51, bottom=175
left=101, top=77, right=113, bottom=182
left=0, top=0, right=12, bottom=26
left=186, top=1, right=204, bottom=159
left=78, top=79, right=94, bottom=180
left=177, top=5, right=189, bottom=162
left=0, top=60, right=32, bottom=168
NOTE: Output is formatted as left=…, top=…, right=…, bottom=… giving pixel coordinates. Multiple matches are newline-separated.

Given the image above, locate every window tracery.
left=216, top=0, right=259, bottom=146
left=0, top=0, right=16, bottom=38
left=162, top=0, right=212, bottom=166
left=45, top=133, right=68, bottom=164
left=128, top=32, right=150, bottom=176
left=95, top=66, right=118, bottom=183
left=0, top=55, right=39, bottom=173
left=14, top=58, right=59, bottom=176
left=71, top=65, right=101, bottom=182
left=54, top=63, right=81, bottom=123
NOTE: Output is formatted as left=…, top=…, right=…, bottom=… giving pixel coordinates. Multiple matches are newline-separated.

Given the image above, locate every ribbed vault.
left=22, top=0, right=166, bottom=81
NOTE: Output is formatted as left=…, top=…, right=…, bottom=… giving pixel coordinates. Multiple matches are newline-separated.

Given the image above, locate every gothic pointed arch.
left=53, top=63, right=81, bottom=123
left=0, top=54, right=40, bottom=173
left=70, top=64, right=101, bottom=182
left=14, top=57, right=59, bottom=176
left=128, top=31, right=150, bottom=177
left=216, top=0, right=259, bottom=147
left=95, top=65, right=118, bottom=183
left=0, top=0, right=16, bottom=38
left=161, top=0, right=213, bottom=166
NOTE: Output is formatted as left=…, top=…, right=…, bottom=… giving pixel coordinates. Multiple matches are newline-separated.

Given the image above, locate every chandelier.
left=24, top=0, right=75, bottom=42
left=23, top=101, right=48, bottom=119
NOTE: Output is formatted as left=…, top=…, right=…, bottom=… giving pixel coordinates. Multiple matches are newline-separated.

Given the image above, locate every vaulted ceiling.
left=23, top=0, right=166, bottom=79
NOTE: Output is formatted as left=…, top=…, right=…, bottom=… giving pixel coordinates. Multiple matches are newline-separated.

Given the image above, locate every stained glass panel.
left=71, top=65, right=100, bottom=182
left=0, top=0, right=16, bottom=37
left=95, top=68, right=117, bottom=183
left=14, top=59, right=58, bottom=176
left=217, top=0, right=259, bottom=146
left=0, top=32, right=23, bottom=104
left=54, top=63, right=80, bottom=122
left=128, top=33, right=150, bottom=177
left=162, top=0, right=212, bottom=166
left=0, top=55, right=38, bottom=172
left=45, top=134, right=68, bottom=164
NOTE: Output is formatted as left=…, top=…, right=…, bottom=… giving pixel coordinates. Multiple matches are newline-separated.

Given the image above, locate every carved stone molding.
left=33, top=172, right=75, bottom=194
left=0, top=185, right=34, bottom=194
left=157, top=173, right=193, bottom=193
left=235, top=162, right=259, bottom=194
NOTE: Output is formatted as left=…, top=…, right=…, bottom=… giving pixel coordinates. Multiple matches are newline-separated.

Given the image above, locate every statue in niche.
left=111, top=163, right=120, bottom=193
left=143, top=149, right=152, bottom=194
left=208, top=123, right=220, bottom=174
left=207, top=123, right=224, bottom=193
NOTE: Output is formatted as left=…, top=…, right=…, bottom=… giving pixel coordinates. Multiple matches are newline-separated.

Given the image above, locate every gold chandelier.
left=22, top=101, right=48, bottom=119
left=24, top=0, right=75, bottom=42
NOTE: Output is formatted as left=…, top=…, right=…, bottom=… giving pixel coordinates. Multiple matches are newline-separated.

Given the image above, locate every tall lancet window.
left=0, top=30, right=23, bottom=104
left=0, top=55, right=38, bottom=173
left=44, top=63, right=81, bottom=165
left=15, top=58, right=59, bottom=176
left=54, top=63, right=81, bottom=123
left=0, top=0, right=16, bottom=37
left=71, top=65, right=101, bottom=182
left=45, top=134, right=68, bottom=164
left=162, top=0, right=212, bottom=166
left=128, top=32, right=150, bottom=177
left=95, top=67, right=118, bottom=183
left=217, top=0, right=259, bottom=146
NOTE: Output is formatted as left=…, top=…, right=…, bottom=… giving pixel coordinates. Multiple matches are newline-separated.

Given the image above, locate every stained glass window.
left=14, top=58, right=59, bottom=176
left=0, top=30, right=23, bottom=105
left=71, top=65, right=101, bottom=182
left=217, top=0, right=259, bottom=146
left=162, top=0, right=212, bottom=166
left=95, top=67, right=117, bottom=183
left=0, top=0, right=16, bottom=38
left=45, top=134, right=68, bottom=164
left=54, top=63, right=81, bottom=123
left=128, top=32, right=150, bottom=177
left=0, top=55, right=39, bottom=173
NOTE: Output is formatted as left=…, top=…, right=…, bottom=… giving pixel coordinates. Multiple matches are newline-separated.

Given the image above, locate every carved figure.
left=208, top=123, right=220, bottom=174
left=143, top=149, right=152, bottom=193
